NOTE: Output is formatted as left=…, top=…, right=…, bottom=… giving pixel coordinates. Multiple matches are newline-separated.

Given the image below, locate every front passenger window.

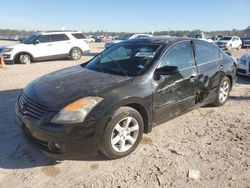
left=160, top=41, right=194, bottom=69
left=37, top=35, right=51, bottom=43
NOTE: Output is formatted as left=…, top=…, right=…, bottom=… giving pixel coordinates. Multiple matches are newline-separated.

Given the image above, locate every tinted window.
left=37, top=35, right=51, bottom=43
left=51, top=34, right=69, bottom=42
left=160, top=41, right=194, bottom=69
left=72, top=33, right=85, bottom=39
left=194, top=41, right=220, bottom=64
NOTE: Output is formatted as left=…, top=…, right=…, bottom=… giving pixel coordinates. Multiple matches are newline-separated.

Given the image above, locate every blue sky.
left=0, top=0, right=249, bottom=32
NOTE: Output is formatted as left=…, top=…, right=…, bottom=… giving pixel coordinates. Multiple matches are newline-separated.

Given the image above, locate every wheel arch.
left=69, top=46, right=83, bottom=55
left=13, top=51, right=34, bottom=63
left=124, top=103, right=151, bottom=134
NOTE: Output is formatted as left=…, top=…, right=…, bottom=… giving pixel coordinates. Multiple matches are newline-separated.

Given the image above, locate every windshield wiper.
left=107, top=56, right=129, bottom=77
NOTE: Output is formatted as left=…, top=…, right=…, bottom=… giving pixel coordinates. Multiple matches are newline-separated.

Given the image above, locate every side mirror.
left=154, top=65, right=179, bottom=79
left=33, top=40, right=40, bottom=45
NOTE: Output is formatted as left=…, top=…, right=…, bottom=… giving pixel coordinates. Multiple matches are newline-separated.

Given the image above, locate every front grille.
left=18, top=94, right=48, bottom=119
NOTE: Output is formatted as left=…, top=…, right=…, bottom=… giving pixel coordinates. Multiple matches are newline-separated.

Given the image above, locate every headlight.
left=51, top=96, right=103, bottom=124
left=2, top=48, right=13, bottom=52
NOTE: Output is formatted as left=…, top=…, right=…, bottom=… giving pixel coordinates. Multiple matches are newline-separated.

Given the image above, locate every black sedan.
left=15, top=37, right=237, bottom=159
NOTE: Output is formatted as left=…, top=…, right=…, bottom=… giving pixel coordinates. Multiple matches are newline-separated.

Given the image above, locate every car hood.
left=240, top=53, right=250, bottom=60
left=0, top=43, right=25, bottom=49
left=24, top=65, right=133, bottom=111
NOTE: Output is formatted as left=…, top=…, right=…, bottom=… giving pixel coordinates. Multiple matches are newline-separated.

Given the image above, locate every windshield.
left=84, top=43, right=161, bottom=76
left=117, top=34, right=134, bottom=41
left=22, top=34, right=38, bottom=44
left=220, top=37, right=232, bottom=41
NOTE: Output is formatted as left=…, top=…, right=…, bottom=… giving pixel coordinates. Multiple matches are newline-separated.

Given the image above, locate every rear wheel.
left=212, top=77, right=231, bottom=106
left=19, top=53, right=31, bottom=64
left=70, top=48, right=82, bottom=60
left=100, top=107, right=144, bottom=159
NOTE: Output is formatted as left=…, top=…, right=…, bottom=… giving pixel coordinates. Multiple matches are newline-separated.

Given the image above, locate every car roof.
left=33, top=30, right=82, bottom=35
left=123, top=36, right=196, bottom=45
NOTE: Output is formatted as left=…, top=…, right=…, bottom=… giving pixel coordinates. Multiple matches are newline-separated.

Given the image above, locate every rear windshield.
left=84, top=43, right=161, bottom=76
left=72, top=33, right=86, bottom=39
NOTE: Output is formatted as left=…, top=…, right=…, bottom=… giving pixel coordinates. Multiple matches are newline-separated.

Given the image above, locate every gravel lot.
left=0, top=40, right=250, bottom=188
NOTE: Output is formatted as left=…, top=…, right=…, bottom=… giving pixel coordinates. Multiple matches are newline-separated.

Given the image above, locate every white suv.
left=0, top=31, right=90, bottom=64
left=215, top=36, right=242, bottom=50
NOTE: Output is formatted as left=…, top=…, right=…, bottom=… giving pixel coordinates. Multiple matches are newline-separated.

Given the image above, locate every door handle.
left=219, top=65, right=224, bottom=69
left=67, top=42, right=72, bottom=44
left=47, top=44, right=52, bottom=46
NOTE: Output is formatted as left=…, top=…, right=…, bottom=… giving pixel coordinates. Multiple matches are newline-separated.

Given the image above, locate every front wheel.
left=100, top=107, right=144, bottom=159
left=237, top=44, right=242, bottom=50
left=70, top=48, right=82, bottom=60
left=212, top=77, right=231, bottom=106
left=19, top=53, right=31, bottom=64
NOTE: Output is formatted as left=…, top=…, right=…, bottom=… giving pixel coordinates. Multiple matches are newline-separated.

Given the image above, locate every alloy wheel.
left=219, top=80, right=230, bottom=103
left=111, top=117, right=139, bottom=153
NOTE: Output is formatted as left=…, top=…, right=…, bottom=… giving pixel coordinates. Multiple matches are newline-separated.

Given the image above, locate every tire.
left=237, top=44, right=242, bottom=50
left=70, top=48, right=82, bottom=60
left=212, top=77, right=231, bottom=107
left=19, top=53, right=32, bottom=64
left=227, top=44, right=232, bottom=50
left=100, top=107, right=144, bottom=159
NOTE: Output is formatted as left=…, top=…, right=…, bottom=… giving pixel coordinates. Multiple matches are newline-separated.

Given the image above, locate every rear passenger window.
left=160, top=41, right=194, bottom=69
left=51, top=34, right=69, bottom=42
left=194, top=41, right=221, bottom=64
left=72, top=33, right=86, bottom=39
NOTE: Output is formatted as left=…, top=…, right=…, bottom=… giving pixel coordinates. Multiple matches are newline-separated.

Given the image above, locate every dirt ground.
left=0, top=40, right=250, bottom=188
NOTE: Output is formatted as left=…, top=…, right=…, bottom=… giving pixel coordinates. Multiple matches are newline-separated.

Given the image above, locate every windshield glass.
left=22, top=34, right=38, bottom=44
left=117, top=34, right=134, bottom=41
left=84, top=43, right=161, bottom=76
left=220, top=37, right=232, bottom=41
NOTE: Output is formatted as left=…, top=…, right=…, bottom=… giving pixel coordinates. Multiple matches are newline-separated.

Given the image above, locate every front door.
left=152, top=41, right=198, bottom=125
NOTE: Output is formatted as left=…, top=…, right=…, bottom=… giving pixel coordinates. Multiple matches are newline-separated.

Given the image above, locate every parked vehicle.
left=104, top=33, right=153, bottom=48
left=193, top=33, right=214, bottom=43
left=237, top=53, right=250, bottom=76
left=215, top=36, right=242, bottom=50
left=0, top=31, right=90, bottom=64
left=16, top=37, right=237, bottom=159
left=241, top=37, right=250, bottom=48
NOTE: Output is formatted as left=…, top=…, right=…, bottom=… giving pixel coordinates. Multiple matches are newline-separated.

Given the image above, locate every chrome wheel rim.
left=219, top=80, right=230, bottom=103
left=111, top=117, right=139, bottom=153
left=72, top=49, right=81, bottom=59
left=20, top=54, right=31, bottom=64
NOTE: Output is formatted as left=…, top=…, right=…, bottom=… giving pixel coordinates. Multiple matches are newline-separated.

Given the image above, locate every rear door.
left=51, top=34, right=71, bottom=56
left=153, top=41, right=199, bottom=124
left=193, top=40, right=222, bottom=103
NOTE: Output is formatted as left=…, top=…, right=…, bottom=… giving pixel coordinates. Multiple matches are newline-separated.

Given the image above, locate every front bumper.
left=15, top=102, right=109, bottom=159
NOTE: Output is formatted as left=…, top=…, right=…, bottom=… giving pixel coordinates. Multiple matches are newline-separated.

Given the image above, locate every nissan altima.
left=15, top=37, right=237, bottom=159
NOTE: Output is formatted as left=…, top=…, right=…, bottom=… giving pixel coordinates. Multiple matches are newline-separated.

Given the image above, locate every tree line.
left=0, top=26, right=249, bottom=38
